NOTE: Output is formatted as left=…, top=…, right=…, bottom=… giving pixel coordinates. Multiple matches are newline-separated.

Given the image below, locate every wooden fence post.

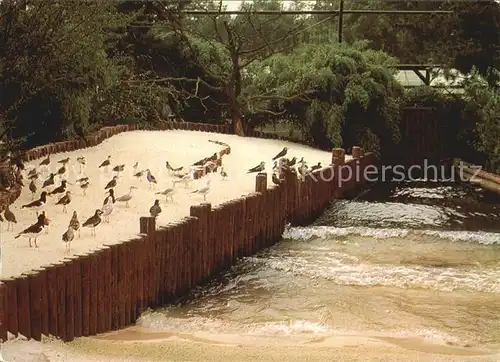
left=17, top=275, right=31, bottom=340
left=0, top=283, right=7, bottom=342
left=255, top=172, right=267, bottom=194
left=26, top=271, right=42, bottom=341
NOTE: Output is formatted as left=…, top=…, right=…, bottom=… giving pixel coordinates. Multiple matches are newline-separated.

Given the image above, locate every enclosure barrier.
left=0, top=121, right=375, bottom=343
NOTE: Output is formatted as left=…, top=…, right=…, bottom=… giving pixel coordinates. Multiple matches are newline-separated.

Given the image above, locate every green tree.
left=245, top=41, right=404, bottom=156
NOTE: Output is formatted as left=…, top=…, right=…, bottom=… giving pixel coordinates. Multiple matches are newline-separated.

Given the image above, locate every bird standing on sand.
left=49, top=180, right=69, bottom=196
left=58, top=157, right=70, bottom=165
left=42, top=173, right=55, bottom=188
left=173, top=170, right=194, bottom=188
left=22, top=191, right=47, bottom=215
left=57, top=165, right=66, bottom=177
left=134, top=169, right=145, bottom=181
left=82, top=210, right=103, bottom=237
left=69, top=211, right=80, bottom=238
left=191, top=180, right=211, bottom=201
left=29, top=179, right=37, bottom=199
left=104, top=188, right=116, bottom=204
left=77, top=156, right=86, bottom=172
left=28, top=172, right=39, bottom=181
left=288, top=157, right=297, bottom=167
left=15, top=212, right=49, bottom=248
left=39, top=155, right=50, bottom=167
left=146, top=169, right=157, bottom=188
left=272, top=147, right=288, bottom=161
left=56, top=191, right=72, bottom=212
left=220, top=167, right=228, bottom=180
left=28, top=168, right=38, bottom=178
left=104, top=176, right=118, bottom=190
left=99, top=155, right=111, bottom=169
left=310, top=162, right=322, bottom=172
left=80, top=180, right=90, bottom=196
left=4, top=205, right=17, bottom=231
left=149, top=199, right=162, bottom=218
left=102, top=193, right=114, bottom=223
left=133, top=161, right=139, bottom=171
left=62, top=226, right=74, bottom=252
left=156, top=186, right=175, bottom=202
left=166, top=161, right=174, bottom=173
left=115, top=186, right=137, bottom=208
left=112, top=164, right=125, bottom=176
left=76, top=176, right=89, bottom=184
left=247, top=162, right=265, bottom=174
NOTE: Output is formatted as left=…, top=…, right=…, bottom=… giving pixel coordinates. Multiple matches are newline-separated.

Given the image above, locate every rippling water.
left=133, top=182, right=500, bottom=349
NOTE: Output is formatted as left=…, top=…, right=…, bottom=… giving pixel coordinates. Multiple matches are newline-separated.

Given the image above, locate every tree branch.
left=124, top=76, right=224, bottom=93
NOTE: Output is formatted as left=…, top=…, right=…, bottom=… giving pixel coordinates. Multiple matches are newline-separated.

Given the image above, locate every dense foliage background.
left=0, top=0, right=499, bottom=170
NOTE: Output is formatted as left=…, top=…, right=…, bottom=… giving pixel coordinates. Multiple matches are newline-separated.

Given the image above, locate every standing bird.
left=69, top=211, right=80, bottom=238
left=133, top=161, right=139, bottom=172
left=77, top=156, right=86, bottom=173
left=62, top=227, right=75, bottom=252
left=15, top=212, right=49, bottom=248
left=56, top=165, right=66, bottom=177
left=77, top=156, right=86, bottom=165
left=56, top=191, right=72, bottom=212
left=173, top=169, right=194, bottom=188
left=112, top=164, right=125, bottom=176
left=102, top=193, right=114, bottom=223
left=191, top=180, right=211, bottom=201
left=21, top=191, right=47, bottom=215
left=115, top=186, right=137, bottom=208
left=76, top=176, right=89, bottom=184
left=149, top=199, right=162, bottom=218
left=298, top=164, right=309, bottom=178
left=156, top=185, right=175, bottom=202
left=28, top=172, right=40, bottom=181
left=220, top=167, right=228, bottom=180
left=166, top=161, right=174, bottom=173
left=272, top=173, right=283, bottom=185
left=4, top=205, right=17, bottom=231
left=82, top=210, right=103, bottom=237
left=288, top=157, right=297, bottom=167
left=80, top=180, right=90, bottom=196
left=29, top=179, right=37, bottom=199
left=42, top=173, right=56, bottom=188
left=310, top=162, right=322, bottom=172
left=104, top=176, right=118, bottom=190
left=99, top=155, right=111, bottom=169
left=133, top=169, right=145, bottom=182
left=39, top=155, right=50, bottom=167
left=272, top=147, right=288, bottom=161
left=27, top=168, right=38, bottom=178
left=104, top=188, right=115, bottom=204
left=58, top=157, right=70, bottom=165
left=247, top=162, right=265, bottom=174
left=146, top=169, right=157, bottom=188
left=49, top=180, right=69, bottom=196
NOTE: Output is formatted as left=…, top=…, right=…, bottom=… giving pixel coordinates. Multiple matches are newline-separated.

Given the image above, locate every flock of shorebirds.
left=0, top=150, right=227, bottom=252
left=0, top=144, right=321, bottom=253
left=247, top=146, right=322, bottom=184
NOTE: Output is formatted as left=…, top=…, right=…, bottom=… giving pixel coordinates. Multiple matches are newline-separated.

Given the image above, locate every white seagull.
left=191, top=179, right=211, bottom=201
left=115, top=186, right=138, bottom=208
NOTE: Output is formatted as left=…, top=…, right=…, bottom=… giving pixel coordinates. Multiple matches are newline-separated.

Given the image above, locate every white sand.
left=2, top=333, right=499, bottom=362
left=1, top=130, right=338, bottom=278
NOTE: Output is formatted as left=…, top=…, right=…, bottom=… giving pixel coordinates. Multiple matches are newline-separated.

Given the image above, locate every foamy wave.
left=137, top=313, right=327, bottom=335
left=263, top=256, right=500, bottom=294
left=283, top=226, right=500, bottom=245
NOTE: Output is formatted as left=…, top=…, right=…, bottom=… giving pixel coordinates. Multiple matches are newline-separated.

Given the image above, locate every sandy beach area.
left=2, top=330, right=500, bottom=362
left=1, top=130, right=337, bottom=278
